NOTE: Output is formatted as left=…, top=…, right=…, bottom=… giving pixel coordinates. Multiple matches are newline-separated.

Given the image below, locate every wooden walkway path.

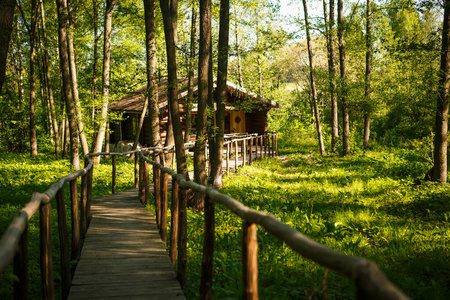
left=68, top=189, right=185, bottom=299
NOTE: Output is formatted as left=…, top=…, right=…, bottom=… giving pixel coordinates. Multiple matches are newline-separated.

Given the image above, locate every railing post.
left=275, top=133, right=279, bottom=156
left=242, top=222, right=258, bottom=300
left=13, top=225, right=28, bottom=300
left=112, top=155, right=116, bottom=194
left=81, top=158, right=88, bottom=238
left=265, top=135, right=268, bottom=157
left=169, top=179, right=179, bottom=266
left=70, top=179, right=80, bottom=261
left=249, top=137, right=253, bottom=165
left=144, top=158, right=150, bottom=206
left=259, top=135, right=263, bottom=158
left=87, top=162, right=93, bottom=225
left=243, top=139, right=246, bottom=166
left=139, top=156, right=145, bottom=203
left=200, top=194, right=215, bottom=299
left=177, top=188, right=188, bottom=290
left=40, top=202, right=54, bottom=300
left=56, top=189, right=71, bottom=299
left=160, top=171, right=169, bottom=244
left=154, top=163, right=161, bottom=226
left=271, top=134, right=275, bottom=157
left=226, top=143, right=230, bottom=174
left=235, top=140, right=238, bottom=170
left=134, top=152, right=139, bottom=188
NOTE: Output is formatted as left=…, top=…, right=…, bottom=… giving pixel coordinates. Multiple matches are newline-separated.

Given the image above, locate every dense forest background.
left=0, top=0, right=445, bottom=165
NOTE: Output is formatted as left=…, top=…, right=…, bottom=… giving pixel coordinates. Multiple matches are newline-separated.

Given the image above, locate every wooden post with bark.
left=169, top=179, right=179, bottom=266
left=160, top=171, right=169, bottom=244
left=112, top=155, right=116, bottom=194
left=56, top=189, right=71, bottom=299
left=13, top=226, right=28, bottom=300
left=70, top=179, right=80, bottom=260
left=243, top=222, right=258, bottom=300
left=199, top=194, right=215, bottom=299
left=40, top=202, right=54, bottom=299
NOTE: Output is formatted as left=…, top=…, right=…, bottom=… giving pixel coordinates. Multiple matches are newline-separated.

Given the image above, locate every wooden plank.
left=68, top=189, right=185, bottom=300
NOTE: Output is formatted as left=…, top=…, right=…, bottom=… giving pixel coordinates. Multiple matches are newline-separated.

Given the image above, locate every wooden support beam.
left=154, top=164, right=161, bottom=225
left=138, top=157, right=144, bottom=203
left=177, top=188, right=188, bottom=290
left=70, top=179, right=80, bottom=261
left=81, top=160, right=88, bottom=239
left=112, top=155, right=116, bottom=194
left=169, top=179, right=179, bottom=266
left=134, top=153, right=139, bottom=188
left=144, top=159, right=150, bottom=206
left=56, top=189, right=71, bottom=299
left=40, top=202, right=54, bottom=300
left=200, top=194, right=215, bottom=300
left=242, top=222, right=258, bottom=300
left=160, top=171, right=169, bottom=244
left=13, top=226, right=28, bottom=300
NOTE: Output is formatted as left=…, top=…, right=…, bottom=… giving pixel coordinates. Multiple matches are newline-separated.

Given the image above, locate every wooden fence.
left=0, top=132, right=410, bottom=300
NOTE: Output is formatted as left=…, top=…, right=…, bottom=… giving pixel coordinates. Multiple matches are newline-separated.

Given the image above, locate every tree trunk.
left=160, top=0, right=188, bottom=179
left=184, top=2, right=197, bottom=143
left=432, top=0, right=450, bottom=183
left=234, top=5, right=243, bottom=87
left=363, top=0, right=372, bottom=149
left=67, top=0, right=89, bottom=156
left=29, top=0, right=38, bottom=156
left=211, top=0, right=229, bottom=188
left=338, top=0, right=350, bottom=155
left=258, top=55, right=262, bottom=95
left=92, top=0, right=99, bottom=122
left=92, top=0, right=116, bottom=164
left=56, top=0, right=80, bottom=169
left=193, top=0, right=211, bottom=210
left=324, top=0, right=339, bottom=153
left=144, top=0, right=160, bottom=150
left=303, top=0, right=325, bottom=156
left=0, top=0, right=15, bottom=95
left=39, top=0, right=60, bottom=158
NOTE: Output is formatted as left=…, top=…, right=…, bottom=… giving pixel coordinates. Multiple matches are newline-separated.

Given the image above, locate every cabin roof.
left=109, top=78, right=282, bottom=113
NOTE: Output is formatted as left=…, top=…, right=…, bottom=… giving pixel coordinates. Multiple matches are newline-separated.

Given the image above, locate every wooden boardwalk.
left=68, top=189, right=185, bottom=299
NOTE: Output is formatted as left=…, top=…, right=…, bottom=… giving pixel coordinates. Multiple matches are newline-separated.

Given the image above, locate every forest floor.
left=1, top=136, right=449, bottom=299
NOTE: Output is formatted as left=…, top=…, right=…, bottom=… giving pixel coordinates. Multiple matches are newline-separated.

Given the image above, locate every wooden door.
left=230, top=111, right=246, bottom=133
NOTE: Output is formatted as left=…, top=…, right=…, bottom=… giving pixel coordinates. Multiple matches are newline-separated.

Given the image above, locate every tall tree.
left=193, top=0, right=211, bottom=210
left=303, top=0, right=325, bottom=156
left=324, top=0, right=339, bottom=153
left=432, top=0, right=450, bottom=183
left=92, top=0, right=117, bottom=163
left=67, top=0, right=89, bottom=156
left=363, top=0, right=372, bottom=149
left=0, top=0, right=15, bottom=95
left=338, top=0, right=350, bottom=155
left=160, top=0, right=188, bottom=177
left=92, top=0, right=99, bottom=122
left=39, top=0, right=61, bottom=158
left=184, top=1, right=197, bottom=143
left=29, top=0, right=38, bottom=156
left=210, top=0, right=230, bottom=187
left=144, top=0, right=160, bottom=150
left=56, top=0, right=80, bottom=169
left=233, top=4, right=244, bottom=87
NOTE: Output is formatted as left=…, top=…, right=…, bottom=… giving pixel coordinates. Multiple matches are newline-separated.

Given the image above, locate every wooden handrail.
left=139, top=136, right=410, bottom=300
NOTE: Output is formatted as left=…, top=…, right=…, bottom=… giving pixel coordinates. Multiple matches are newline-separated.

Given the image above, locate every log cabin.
left=108, top=78, right=281, bottom=148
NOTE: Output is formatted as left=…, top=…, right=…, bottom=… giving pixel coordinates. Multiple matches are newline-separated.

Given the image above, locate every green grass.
left=177, top=142, right=449, bottom=299
left=1, top=136, right=450, bottom=299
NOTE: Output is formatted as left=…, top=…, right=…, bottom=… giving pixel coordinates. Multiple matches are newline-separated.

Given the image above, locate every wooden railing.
left=0, top=132, right=409, bottom=300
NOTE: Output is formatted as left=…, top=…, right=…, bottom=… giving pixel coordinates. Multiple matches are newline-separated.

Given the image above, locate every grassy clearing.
left=0, top=153, right=135, bottom=299
left=179, top=139, right=450, bottom=299
left=1, top=135, right=449, bottom=299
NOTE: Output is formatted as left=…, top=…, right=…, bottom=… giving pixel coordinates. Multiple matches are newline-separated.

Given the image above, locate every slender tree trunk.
left=193, top=0, right=211, bottom=210
left=303, top=0, right=325, bottom=156
left=234, top=5, right=243, bottom=87
left=211, top=0, right=229, bottom=188
left=92, top=0, right=99, bottom=122
left=258, top=55, right=262, bottom=95
left=56, top=0, right=80, bottom=169
left=338, top=0, right=350, bottom=155
left=144, top=0, right=160, bottom=150
left=363, top=0, right=372, bottom=149
left=28, top=0, right=38, bottom=156
left=39, top=0, right=60, bottom=158
left=185, top=3, right=197, bottom=143
left=67, top=0, right=89, bottom=156
left=160, top=0, right=188, bottom=178
left=324, top=0, right=338, bottom=153
left=92, top=0, right=116, bottom=164
left=432, top=0, right=450, bottom=183
left=0, top=0, right=15, bottom=95
left=207, top=35, right=214, bottom=174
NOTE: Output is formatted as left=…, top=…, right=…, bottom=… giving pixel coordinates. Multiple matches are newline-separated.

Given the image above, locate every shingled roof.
left=108, top=78, right=281, bottom=113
